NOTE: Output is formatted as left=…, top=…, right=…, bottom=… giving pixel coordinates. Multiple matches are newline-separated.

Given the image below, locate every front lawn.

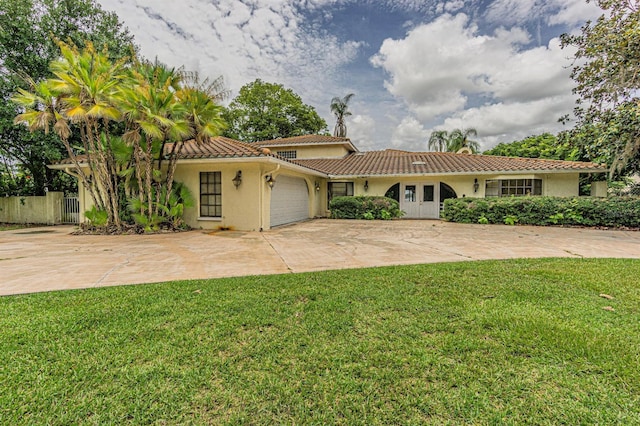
left=2, top=258, right=639, bottom=424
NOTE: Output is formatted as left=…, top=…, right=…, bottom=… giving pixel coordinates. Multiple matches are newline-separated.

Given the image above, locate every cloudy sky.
left=96, top=0, right=601, bottom=152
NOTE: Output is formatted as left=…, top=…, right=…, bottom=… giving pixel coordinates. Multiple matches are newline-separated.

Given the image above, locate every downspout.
left=260, top=164, right=280, bottom=231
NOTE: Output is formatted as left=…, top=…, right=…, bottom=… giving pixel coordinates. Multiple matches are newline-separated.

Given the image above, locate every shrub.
left=330, top=196, right=402, bottom=220
left=442, top=196, right=640, bottom=228
left=84, top=206, right=108, bottom=227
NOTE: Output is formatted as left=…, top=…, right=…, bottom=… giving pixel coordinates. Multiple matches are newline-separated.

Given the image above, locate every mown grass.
left=1, top=258, right=639, bottom=424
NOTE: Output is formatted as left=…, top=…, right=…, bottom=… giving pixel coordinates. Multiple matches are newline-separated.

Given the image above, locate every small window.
left=200, top=172, right=222, bottom=217
left=276, top=150, right=297, bottom=159
left=423, top=185, right=434, bottom=202
left=329, top=182, right=354, bottom=198
left=405, top=185, right=416, bottom=202
left=328, top=182, right=354, bottom=206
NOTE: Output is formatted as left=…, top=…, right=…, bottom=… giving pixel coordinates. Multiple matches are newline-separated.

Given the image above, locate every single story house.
left=51, top=135, right=607, bottom=231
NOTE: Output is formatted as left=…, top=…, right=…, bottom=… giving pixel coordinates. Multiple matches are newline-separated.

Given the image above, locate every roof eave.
left=327, top=168, right=608, bottom=179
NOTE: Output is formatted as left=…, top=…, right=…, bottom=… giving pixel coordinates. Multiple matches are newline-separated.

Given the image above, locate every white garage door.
left=270, top=175, right=309, bottom=227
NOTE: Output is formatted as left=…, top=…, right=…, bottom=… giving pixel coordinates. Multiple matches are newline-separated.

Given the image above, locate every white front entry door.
left=401, top=183, right=440, bottom=219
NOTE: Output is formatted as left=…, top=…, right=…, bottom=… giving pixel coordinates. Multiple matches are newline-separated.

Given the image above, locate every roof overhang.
left=326, top=168, right=608, bottom=179
left=175, top=155, right=328, bottom=177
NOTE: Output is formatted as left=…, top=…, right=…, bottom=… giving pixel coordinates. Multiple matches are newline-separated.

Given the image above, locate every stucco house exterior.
left=52, top=135, right=607, bottom=231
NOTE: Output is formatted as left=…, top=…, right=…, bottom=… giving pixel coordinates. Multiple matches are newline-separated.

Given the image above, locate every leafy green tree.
left=483, top=133, right=580, bottom=160
left=427, top=130, right=449, bottom=152
left=560, top=0, right=640, bottom=174
left=0, top=0, right=134, bottom=195
left=223, top=79, right=327, bottom=142
left=14, top=42, right=226, bottom=231
left=330, top=93, right=354, bottom=137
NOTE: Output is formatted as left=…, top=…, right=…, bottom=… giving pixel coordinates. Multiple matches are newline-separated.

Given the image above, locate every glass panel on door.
left=423, top=185, right=434, bottom=202
left=405, top=185, right=416, bottom=202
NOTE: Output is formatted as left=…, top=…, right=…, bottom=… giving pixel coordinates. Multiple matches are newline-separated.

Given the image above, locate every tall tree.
left=14, top=42, right=226, bottom=231
left=483, top=133, right=580, bottom=160
left=330, top=93, right=354, bottom=137
left=223, top=79, right=327, bottom=142
left=447, top=128, right=479, bottom=153
left=0, top=0, right=134, bottom=195
left=560, top=0, right=640, bottom=175
left=427, top=130, right=449, bottom=152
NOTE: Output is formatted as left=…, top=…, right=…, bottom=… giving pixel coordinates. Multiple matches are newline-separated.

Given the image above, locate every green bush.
left=442, top=196, right=640, bottom=228
left=84, top=206, right=108, bottom=227
left=330, top=196, right=402, bottom=220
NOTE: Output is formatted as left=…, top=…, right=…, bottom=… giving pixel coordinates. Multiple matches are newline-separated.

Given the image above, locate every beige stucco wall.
left=338, top=172, right=581, bottom=201
left=339, top=175, right=481, bottom=200
left=542, top=173, right=580, bottom=197
left=174, top=161, right=325, bottom=231
left=0, top=191, right=63, bottom=224
left=174, top=161, right=264, bottom=231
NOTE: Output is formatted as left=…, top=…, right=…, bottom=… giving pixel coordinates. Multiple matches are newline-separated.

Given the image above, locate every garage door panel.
left=270, top=175, right=309, bottom=227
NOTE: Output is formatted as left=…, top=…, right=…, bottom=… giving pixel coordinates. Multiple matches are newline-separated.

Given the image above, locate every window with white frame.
left=200, top=172, right=222, bottom=217
left=485, top=179, right=542, bottom=197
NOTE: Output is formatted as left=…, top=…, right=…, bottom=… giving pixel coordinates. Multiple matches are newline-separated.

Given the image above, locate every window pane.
left=423, top=185, right=434, bottom=202
left=405, top=185, right=416, bottom=202
left=200, top=171, right=222, bottom=217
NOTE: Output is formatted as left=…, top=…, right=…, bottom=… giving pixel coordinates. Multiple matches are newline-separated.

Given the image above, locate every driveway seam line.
left=261, top=233, right=293, bottom=273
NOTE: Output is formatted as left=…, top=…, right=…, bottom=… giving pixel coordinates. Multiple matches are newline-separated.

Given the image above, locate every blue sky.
left=97, top=0, right=601, bottom=151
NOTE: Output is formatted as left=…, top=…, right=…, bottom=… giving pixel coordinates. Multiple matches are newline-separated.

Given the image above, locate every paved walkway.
left=2, top=219, right=639, bottom=296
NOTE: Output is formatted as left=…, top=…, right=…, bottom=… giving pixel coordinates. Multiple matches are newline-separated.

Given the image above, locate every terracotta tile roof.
left=293, top=150, right=607, bottom=176
left=254, top=134, right=357, bottom=150
left=54, top=137, right=273, bottom=165
left=172, top=136, right=271, bottom=159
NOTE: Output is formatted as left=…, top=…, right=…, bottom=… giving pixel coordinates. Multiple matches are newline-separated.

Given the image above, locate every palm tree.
left=14, top=41, right=126, bottom=228
left=428, top=130, right=449, bottom=152
left=447, top=128, right=480, bottom=153
left=14, top=42, right=226, bottom=230
left=330, top=93, right=354, bottom=137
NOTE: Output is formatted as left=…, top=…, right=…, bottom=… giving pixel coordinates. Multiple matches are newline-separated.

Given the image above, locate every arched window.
left=385, top=183, right=400, bottom=202
left=440, top=183, right=457, bottom=202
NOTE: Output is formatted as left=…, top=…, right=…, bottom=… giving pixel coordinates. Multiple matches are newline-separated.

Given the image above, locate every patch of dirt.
left=71, top=223, right=191, bottom=235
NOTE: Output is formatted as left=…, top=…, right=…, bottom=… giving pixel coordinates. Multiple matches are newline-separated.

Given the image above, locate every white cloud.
left=547, top=0, right=602, bottom=26
left=372, top=12, right=580, bottom=149
left=391, top=117, right=429, bottom=149
left=94, top=0, right=595, bottom=151
left=348, top=114, right=377, bottom=151
left=372, top=14, right=542, bottom=120
left=97, top=0, right=362, bottom=102
left=437, top=94, right=575, bottom=150
left=485, top=0, right=601, bottom=27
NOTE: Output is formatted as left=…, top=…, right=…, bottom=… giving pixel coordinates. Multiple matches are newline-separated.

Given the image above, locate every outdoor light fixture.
left=364, top=180, right=369, bottom=191
left=473, top=178, right=479, bottom=193
left=315, top=181, right=320, bottom=191
left=232, top=170, right=242, bottom=189
left=265, top=174, right=276, bottom=188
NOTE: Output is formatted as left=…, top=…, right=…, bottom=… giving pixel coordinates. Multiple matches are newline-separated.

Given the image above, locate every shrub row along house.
left=50, top=135, right=607, bottom=231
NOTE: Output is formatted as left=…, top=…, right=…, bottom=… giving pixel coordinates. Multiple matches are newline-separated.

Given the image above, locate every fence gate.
left=62, top=196, right=80, bottom=224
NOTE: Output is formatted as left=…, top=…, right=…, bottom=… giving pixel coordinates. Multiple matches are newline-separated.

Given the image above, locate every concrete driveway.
left=2, top=219, right=639, bottom=296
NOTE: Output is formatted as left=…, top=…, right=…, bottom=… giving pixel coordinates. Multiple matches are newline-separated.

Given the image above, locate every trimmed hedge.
left=442, top=196, right=640, bottom=228
left=330, top=196, right=402, bottom=220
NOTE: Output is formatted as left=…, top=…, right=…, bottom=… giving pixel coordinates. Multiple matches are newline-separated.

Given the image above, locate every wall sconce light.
left=232, top=170, right=242, bottom=189
left=265, top=174, right=276, bottom=188
left=364, top=180, right=369, bottom=191
left=314, top=181, right=320, bottom=191
left=473, top=178, right=479, bottom=193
